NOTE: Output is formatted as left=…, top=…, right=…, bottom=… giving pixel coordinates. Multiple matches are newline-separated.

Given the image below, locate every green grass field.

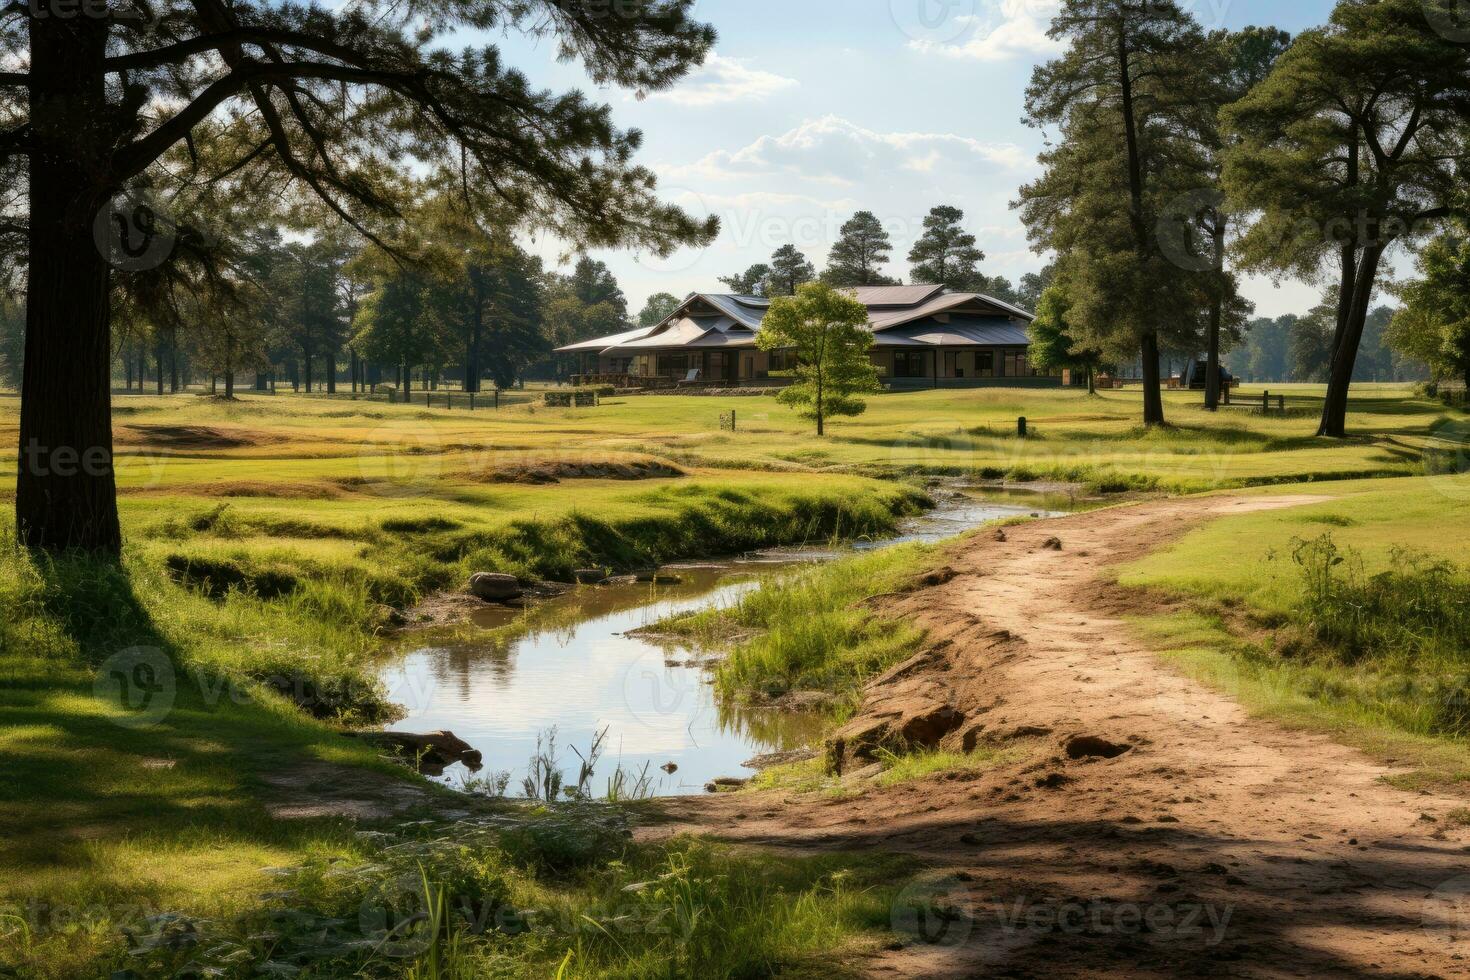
left=1120, top=474, right=1470, bottom=788
left=2, top=382, right=1458, bottom=498
left=1, top=383, right=1467, bottom=977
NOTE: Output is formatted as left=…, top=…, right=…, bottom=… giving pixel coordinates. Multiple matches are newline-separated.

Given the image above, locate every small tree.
left=758, top=282, right=879, bottom=436
left=1388, top=231, right=1470, bottom=389
left=1029, top=284, right=1105, bottom=394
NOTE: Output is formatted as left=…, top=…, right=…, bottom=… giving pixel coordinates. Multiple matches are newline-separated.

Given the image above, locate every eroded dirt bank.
left=650, top=496, right=1470, bottom=978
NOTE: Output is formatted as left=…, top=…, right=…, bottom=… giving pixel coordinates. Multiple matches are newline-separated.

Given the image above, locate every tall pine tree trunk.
left=1318, top=242, right=1387, bottom=438
left=1204, top=220, right=1226, bottom=412
left=1140, top=332, right=1164, bottom=426
left=1115, top=20, right=1164, bottom=427
left=16, top=17, right=122, bottom=553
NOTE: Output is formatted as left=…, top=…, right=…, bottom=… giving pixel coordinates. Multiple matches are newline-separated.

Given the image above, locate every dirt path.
left=651, top=496, right=1470, bottom=979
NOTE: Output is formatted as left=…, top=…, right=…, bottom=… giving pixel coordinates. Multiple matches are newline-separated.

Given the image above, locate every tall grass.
left=109, top=815, right=907, bottom=980
left=1286, top=534, right=1470, bottom=736
left=660, top=542, right=935, bottom=709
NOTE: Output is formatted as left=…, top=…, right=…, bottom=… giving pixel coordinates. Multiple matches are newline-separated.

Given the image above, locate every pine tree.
left=1388, top=230, right=1470, bottom=389
left=0, top=0, right=717, bottom=552
left=765, top=246, right=817, bottom=297
left=1186, top=26, right=1290, bottom=411
left=1017, top=0, right=1216, bottom=427
left=719, top=264, right=772, bottom=296
left=1222, top=0, right=1470, bottom=436
left=824, top=211, right=897, bottom=287
left=907, top=206, right=986, bottom=290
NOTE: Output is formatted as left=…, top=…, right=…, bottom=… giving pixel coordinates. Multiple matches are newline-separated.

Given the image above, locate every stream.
left=378, top=487, right=1078, bottom=797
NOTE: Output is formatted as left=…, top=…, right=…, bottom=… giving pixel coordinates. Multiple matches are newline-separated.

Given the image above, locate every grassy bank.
left=658, top=542, right=941, bottom=716
left=0, top=470, right=922, bottom=977
left=1119, top=475, right=1470, bottom=787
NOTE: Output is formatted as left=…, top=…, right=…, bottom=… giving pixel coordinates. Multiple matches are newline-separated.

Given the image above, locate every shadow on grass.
left=0, top=546, right=379, bottom=886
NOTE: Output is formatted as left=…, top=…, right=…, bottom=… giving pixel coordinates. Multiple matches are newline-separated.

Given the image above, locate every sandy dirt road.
left=651, top=496, right=1470, bottom=978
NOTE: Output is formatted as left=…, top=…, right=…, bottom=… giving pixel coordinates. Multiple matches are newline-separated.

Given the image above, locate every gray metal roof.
left=555, top=324, right=658, bottom=352
left=885, top=318, right=1032, bottom=347
left=849, top=284, right=946, bottom=307
left=554, top=288, right=1034, bottom=354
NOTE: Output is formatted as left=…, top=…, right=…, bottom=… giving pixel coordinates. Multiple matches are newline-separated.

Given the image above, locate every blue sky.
left=494, top=0, right=1343, bottom=317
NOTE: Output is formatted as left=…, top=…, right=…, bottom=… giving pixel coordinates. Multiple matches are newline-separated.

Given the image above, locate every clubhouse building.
left=555, top=284, right=1059, bottom=388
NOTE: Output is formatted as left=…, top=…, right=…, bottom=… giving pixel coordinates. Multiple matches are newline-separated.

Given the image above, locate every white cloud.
left=909, top=0, right=1062, bottom=63
left=645, top=52, right=798, bottom=107
left=666, top=114, right=1031, bottom=186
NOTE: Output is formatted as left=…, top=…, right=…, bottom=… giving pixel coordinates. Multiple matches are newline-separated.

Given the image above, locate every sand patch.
left=118, top=424, right=280, bottom=450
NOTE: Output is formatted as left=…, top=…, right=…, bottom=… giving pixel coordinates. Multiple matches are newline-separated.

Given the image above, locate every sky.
left=490, top=0, right=1345, bottom=319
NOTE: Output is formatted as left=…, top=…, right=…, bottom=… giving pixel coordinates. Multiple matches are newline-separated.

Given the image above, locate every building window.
left=944, top=351, right=965, bottom=378
left=656, top=353, right=690, bottom=375
left=976, top=351, right=994, bottom=378
left=894, top=351, right=928, bottom=378
left=767, top=349, right=795, bottom=374
left=1004, top=349, right=1029, bottom=378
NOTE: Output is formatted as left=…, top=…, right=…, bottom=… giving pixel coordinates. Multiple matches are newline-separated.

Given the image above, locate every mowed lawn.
left=1120, top=474, right=1470, bottom=786
left=0, top=382, right=1460, bottom=505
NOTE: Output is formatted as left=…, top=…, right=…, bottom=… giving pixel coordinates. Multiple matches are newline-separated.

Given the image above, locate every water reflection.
left=380, top=488, right=1073, bottom=796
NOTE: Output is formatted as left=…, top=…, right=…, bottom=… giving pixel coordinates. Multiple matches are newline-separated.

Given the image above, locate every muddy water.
left=379, top=488, right=1075, bottom=796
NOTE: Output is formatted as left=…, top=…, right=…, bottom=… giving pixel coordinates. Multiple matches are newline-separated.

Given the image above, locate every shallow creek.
left=378, top=487, right=1077, bottom=796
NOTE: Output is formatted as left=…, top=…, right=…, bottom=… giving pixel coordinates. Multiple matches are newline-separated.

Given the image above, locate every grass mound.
left=659, top=542, right=937, bottom=714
